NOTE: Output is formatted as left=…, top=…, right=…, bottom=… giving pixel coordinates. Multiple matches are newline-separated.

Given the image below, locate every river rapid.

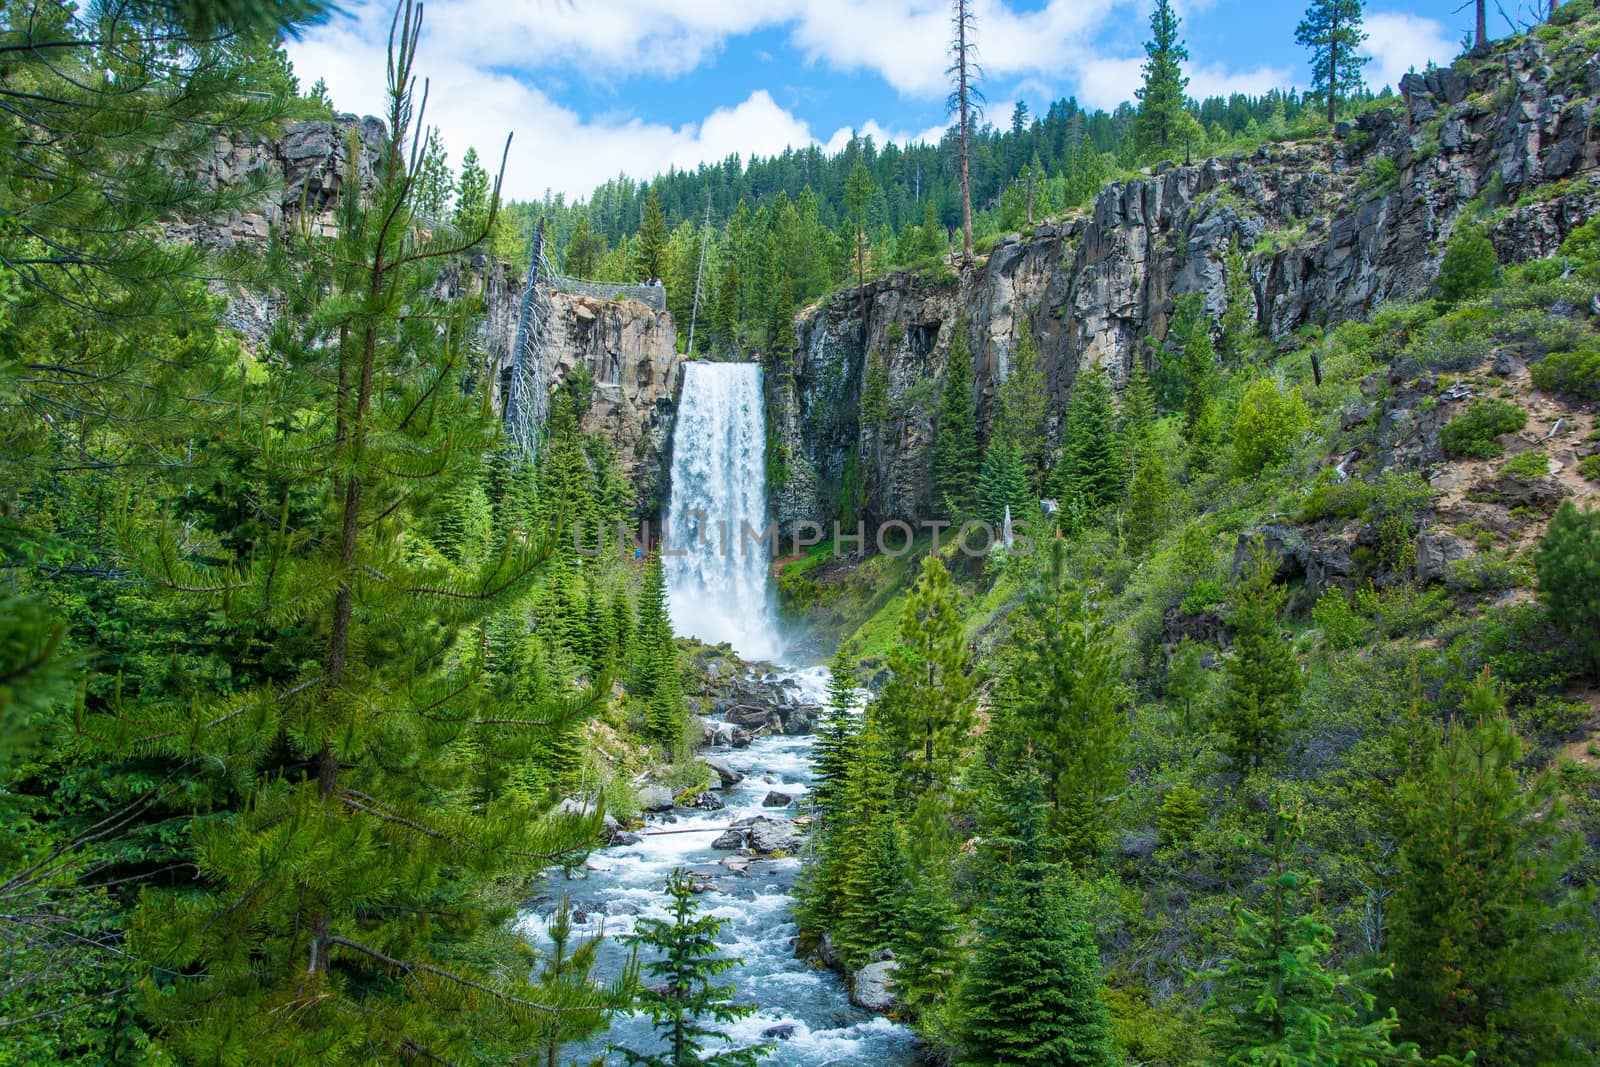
left=517, top=666, right=923, bottom=1066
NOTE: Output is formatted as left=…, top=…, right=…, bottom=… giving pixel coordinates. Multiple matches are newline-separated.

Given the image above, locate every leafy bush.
left=1489, top=308, right=1587, bottom=360
left=1437, top=225, right=1499, bottom=305
left=1298, top=469, right=1372, bottom=522
left=1231, top=377, right=1312, bottom=475
left=1313, top=587, right=1369, bottom=650
left=1552, top=0, right=1596, bottom=29
left=1467, top=601, right=1585, bottom=701
left=1439, top=398, right=1528, bottom=458
left=1352, top=582, right=1452, bottom=639
left=1561, top=216, right=1600, bottom=278
left=1413, top=307, right=1494, bottom=370
left=1445, top=552, right=1532, bottom=594
left=1501, top=451, right=1550, bottom=478
left=1518, top=694, right=1592, bottom=744
left=1180, top=577, right=1228, bottom=615
left=1531, top=349, right=1600, bottom=399
left=1579, top=455, right=1600, bottom=482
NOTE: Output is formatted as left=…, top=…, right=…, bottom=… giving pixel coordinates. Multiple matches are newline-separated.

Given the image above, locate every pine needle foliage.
left=98, top=7, right=627, bottom=1060
left=618, top=869, right=772, bottom=1067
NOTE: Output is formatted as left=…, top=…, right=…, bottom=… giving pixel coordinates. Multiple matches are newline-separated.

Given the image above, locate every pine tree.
left=413, top=128, right=453, bottom=221
left=881, top=555, right=976, bottom=793
left=1134, top=0, right=1191, bottom=152
left=637, top=189, right=670, bottom=282
left=1536, top=501, right=1600, bottom=676
left=950, top=0, right=981, bottom=264
left=107, top=9, right=624, bottom=1059
left=1055, top=365, right=1120, bottom=512
left=1171, top=293, right=1222, bottom=470
left=454, top=145, right=491, bottom=236
left=1436, top=223, right=1499, bottom=306
left=1387, top=672, right=1597, bottom=1064
left=978, top=439, right=1033, bottom=530
left=565, top=215, right=606, bottom=278
left=845, top=160, right=876, bottom=305
left=1008, top=537, right=1127, bottom=859
left=1201, top=799, right=1418, bottom=1065
left=956, top=763, right=1115, bottom=1066
left=812, top=644, right=863, bottom=820
left=932, top=320, right=982, bottom=523
left=892, top=849, right=961, bottom=1032
left=1218, top=549, right=1302, bottom=771
left=996, top=321, right=1050, bottom=490
left=1219, top=236, right=1256, bottom=363
left=619, top=870, right=772, bottom=1067
left=1125, top=446, right=1173, bottom=554
left=1296, top=0, right=1369, bottom=124
left=839, top=819, right=908, bottom=963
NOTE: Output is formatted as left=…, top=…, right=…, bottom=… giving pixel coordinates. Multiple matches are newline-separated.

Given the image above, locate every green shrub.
left=1157, top=781, right=1207, bottom=845
left=1413, top=307, right=1494, bottom=370
left=1579, top=455, right=1600, bottom=482
left=1489, top=307, right=1587, bottom=360
left=1468, top=601, right=1585, bottom=701
left=1298, top=470, right=1373, bottom=522
left=1437, top=224, right=1499, bottom=305
left=1552, top=0, right=1596, bottom=28
left=1232, top=377, right=1312, bottom=475
left=1312, top=588, right=1369, bottom=650
left=1561, top=216, right=1600, bottom=277
left=1439, top=398, right=1528, bottom=458
left=1501, top=451, right=1550, bottom=478
left=1445, top=552, right=1533, bottom=594
left=1180, top=577, right=1228, bottom=615
left=1353, top=582, right=1452, bottom=639
left=1518, top=694, right=1592, bottom=743
left=1531, top=349, right=1600, bottom=399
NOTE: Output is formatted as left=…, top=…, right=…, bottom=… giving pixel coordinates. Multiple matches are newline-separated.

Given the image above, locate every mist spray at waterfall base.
left=664, top=362, right=786, bottom=662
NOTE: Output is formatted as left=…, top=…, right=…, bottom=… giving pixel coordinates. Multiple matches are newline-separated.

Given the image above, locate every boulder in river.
left=742, top=816, right=798, bottom=853
left=702, top=757, right=743, bottom=788
left=762, top=1024, right=797, bottom=1041
left=686, top=791, right=725, bottom=811
left=636, top=785, right=674, bottom=813
left=851, top=960, right=900, bottom=1012
left=711, top=830, right=745, bottom=850
left=762, top=791, right=793, bottom=808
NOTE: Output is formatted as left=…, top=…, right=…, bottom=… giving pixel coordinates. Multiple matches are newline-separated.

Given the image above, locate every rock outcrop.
left=184, top=113, right=681, bottom=507
left=768, top=34, right=1599, bottom=531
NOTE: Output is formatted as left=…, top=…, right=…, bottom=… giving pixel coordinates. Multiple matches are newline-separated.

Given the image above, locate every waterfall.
left=664, top=362, right=784, bottom=662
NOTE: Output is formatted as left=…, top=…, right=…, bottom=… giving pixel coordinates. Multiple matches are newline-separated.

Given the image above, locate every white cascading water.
left=663, top=362, right=785, bottom=661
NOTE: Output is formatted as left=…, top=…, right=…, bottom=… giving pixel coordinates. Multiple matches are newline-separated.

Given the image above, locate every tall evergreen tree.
left=413, top=128, right=453, bottom=221
left=565, top=215, right=606, bottom=278
left=1296, top=0, right=1369, bottom=124
left=845, top=160, right=877, bottom=306
left=978, top=439, right=1033, bottom=531
left=956, top=763, right=1115, bottom=1066
left=1134, top=0, right=1191, bottom=152
left=811, top=643, right=863, bottom=819
left=1219, top=549, right=1302, bottom=771
left=637, top=188, right=670, bottom=281
left=1387, top=672, right=1597, bottom=1064
left=932, top=320, right=982, bottom=523
left=1055, top=365, right=1121, bottom=512
left=454, top=145, right=490, bottom=235
left=1536, top=501, right=1600, bottom=676
left=107, top=9, right=626, bottom=1059
left=1008, top=538, right=1127, bottom=858
left=619, top=870, right=772, bottom=1067
left=1171, top=293, right=1222, bottom=469
left=1219, top=236, right=1257, bottom=363
left=881, top=555, right=975, bottom=793
left=1125, top=446, right=1173, bottom=554
left=995, top=321, right=1051, bottom=490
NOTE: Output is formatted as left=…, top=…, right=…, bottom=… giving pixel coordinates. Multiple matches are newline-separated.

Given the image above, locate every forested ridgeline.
left=779, top=9, right=1600, bottom=1061
left=0, top=1, right=700, bottom=1061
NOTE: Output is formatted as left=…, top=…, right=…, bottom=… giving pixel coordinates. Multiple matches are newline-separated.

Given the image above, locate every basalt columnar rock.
left=185, top=114, right=681, bottom=507
left=767, top=34, right=1598, bottom=532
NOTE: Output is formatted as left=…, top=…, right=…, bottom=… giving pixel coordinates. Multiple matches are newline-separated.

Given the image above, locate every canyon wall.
left=184, top=114, right=682, bottom=507
left=769, top=31, right=1600, bottom=530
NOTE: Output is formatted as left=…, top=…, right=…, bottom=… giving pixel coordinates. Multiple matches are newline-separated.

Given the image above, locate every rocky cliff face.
left=188, top=114, right=681, bottom=506
left=769, top=30, right=1600, bottom=530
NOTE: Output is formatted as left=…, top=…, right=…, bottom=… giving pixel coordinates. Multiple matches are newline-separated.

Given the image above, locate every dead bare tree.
left=947, top=0, right=983, bottom=266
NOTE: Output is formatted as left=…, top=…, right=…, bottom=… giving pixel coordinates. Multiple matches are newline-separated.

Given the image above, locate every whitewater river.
left=518, top=666, right=923, bottom=1066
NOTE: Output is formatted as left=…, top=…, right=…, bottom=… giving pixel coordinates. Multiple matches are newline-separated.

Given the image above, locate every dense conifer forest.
left=3, top=0, right=1600, bottom=1063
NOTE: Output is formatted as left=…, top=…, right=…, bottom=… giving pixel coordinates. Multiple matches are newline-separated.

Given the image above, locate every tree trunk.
left=956, top=0, right=974, bottom=266
left=1327, top=10, right=1339, bottom=125
left=1477, top=0, right=1488, bottom=49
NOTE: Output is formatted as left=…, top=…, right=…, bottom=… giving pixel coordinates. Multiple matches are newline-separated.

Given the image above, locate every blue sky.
left=287, top=0, right=1474, bottom=202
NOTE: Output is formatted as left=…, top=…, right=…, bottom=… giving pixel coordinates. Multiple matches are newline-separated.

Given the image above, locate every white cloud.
left=284, top=0, right=1313, bottom=200
left=1363, top=11, right=1459, bottom=92
left=1186, top=61, right=1294, bottom=102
